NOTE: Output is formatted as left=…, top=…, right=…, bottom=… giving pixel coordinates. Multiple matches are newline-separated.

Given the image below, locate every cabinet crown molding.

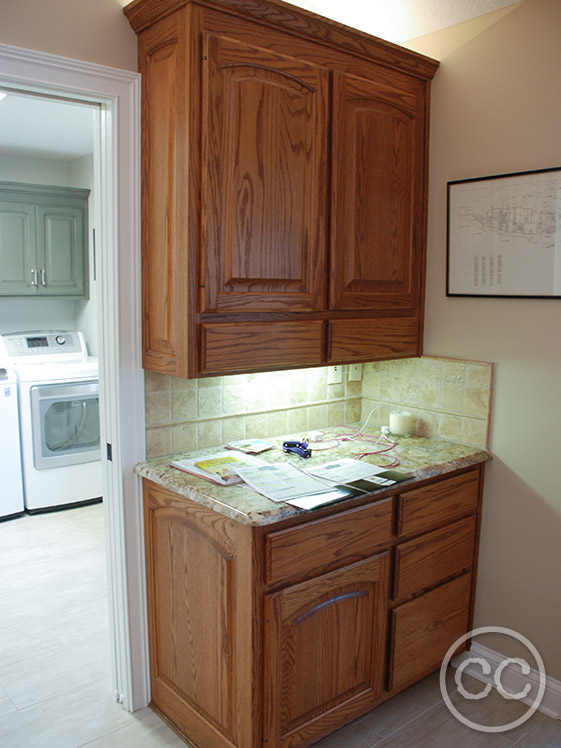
left=124, top=0, right=439, bottom=80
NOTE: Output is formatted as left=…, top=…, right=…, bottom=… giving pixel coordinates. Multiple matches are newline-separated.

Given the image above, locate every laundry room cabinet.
left=0, top=181, right=90, bottom=299
left=124, top=0, right=439, bottom=378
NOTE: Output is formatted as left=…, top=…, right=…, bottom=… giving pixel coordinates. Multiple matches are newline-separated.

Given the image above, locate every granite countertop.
left=135, top=431, right=491, bottom=527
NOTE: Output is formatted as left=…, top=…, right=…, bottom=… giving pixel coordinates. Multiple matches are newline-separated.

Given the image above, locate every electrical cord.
left=305, top=406, right=400, bottom=468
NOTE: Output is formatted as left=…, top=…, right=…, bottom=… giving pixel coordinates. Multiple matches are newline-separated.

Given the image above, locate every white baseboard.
left=452, top=643, right=561, bottom=720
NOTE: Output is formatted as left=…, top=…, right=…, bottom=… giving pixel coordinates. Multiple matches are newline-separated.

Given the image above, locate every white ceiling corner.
left=289, top=0, right=521, bottom=42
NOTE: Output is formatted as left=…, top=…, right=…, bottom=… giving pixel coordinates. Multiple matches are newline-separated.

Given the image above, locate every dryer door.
left=30, top=380, right=100, bottom=469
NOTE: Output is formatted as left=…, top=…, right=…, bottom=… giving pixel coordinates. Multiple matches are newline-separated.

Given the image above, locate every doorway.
left=0, top=43, right=147, bottom=711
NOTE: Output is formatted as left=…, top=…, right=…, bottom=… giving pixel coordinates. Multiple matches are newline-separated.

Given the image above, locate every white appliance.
left=0, top=331, right=102, bottom=512
left=0, top=366, right=25, bottom=519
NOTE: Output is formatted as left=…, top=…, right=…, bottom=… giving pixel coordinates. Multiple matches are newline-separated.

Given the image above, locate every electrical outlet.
left=327, top=365, right=343, bottom=384
left=348, top=363, right=363, bottom=381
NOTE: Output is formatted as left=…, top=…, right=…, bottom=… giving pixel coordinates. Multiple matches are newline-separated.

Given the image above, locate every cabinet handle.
left=40, top=269, right=46, bottom=286
left=30, top=268, right=38, bottom=286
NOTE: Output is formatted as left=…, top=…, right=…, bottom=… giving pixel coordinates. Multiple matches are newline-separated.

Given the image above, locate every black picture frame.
left=446, top=166, right=561, bottom=298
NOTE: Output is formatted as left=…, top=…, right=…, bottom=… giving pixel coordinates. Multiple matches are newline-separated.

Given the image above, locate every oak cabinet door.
left=330, top=70, right=425, bottom=312
left=201, top=33, right=328, bottom=313
left=264, top=553, right=389, bottom=748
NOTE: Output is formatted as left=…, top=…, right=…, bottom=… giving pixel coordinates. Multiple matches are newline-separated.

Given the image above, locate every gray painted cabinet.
left=0, top=182, right=90, bottom=298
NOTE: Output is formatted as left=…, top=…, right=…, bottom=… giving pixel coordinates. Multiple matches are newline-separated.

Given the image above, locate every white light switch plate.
left=348, top=363, right=363, bottom=381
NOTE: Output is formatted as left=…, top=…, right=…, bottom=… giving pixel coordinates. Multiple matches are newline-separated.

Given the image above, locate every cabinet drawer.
left=389, top=573, right=472, bottom=692
left=394, top=516, right=476, bottom=601
left=199, top=320, right=324, bottom=374
left=398, top=470, right=479, bottom=537
left=265, top=497, right=393, bottom=586
left=328, top=317, right=419, bottom=362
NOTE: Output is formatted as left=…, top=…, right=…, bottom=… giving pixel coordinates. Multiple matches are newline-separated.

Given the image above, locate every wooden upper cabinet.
left=201, top=34, right=328, bottom=313
left=138, top=13, right=192, bottom=375
left=125, top=0, right=438, bottom=377
left=330, top=70, right=424, bottom=311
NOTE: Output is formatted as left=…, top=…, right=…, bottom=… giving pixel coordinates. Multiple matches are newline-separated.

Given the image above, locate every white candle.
left=389, top=411, right=412, bottom=436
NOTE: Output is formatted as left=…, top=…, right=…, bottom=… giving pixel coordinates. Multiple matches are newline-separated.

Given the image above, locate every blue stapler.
left=282, top=440, right=312, bottom=458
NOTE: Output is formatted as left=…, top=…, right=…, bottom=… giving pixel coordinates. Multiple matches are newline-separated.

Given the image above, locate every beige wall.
left=0, top=0, right=137, bottom=71
left=410, top=0, right=561, bottom=678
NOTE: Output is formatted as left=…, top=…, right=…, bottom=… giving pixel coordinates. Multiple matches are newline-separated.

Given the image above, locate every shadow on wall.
left=475, top=456, right=561, bottom=673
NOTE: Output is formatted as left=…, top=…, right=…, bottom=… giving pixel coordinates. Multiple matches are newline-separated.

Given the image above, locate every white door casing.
left=0, top=43, right=148, bottom=711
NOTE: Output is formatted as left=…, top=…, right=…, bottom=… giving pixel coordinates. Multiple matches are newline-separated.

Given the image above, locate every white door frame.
left=0, top=43, right=149, bottom=711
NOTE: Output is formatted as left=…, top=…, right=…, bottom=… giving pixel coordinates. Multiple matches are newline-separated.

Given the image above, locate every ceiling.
left=0, top=0, right=520, bottom=161
left=0, top=92, right=96, bottom=162
left=290, top=0, right=521, bottom=42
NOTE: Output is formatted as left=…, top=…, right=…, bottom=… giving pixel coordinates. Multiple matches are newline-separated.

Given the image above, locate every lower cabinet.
left=142, top=463, right=484, bottom=748
left=389, top=573, right=472, bottom=692
left=264, top=553, right=389, bottom=747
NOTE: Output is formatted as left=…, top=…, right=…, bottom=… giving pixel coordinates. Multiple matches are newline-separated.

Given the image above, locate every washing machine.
left=0, top=365, right=25, bottom=520
left=0, top=331, right=103, bottom=512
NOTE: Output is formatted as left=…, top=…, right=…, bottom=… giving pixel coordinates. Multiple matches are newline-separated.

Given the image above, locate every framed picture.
left=446, top=166, right=561, bottom=298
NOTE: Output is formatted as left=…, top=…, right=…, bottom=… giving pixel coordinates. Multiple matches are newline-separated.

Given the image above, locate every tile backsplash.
left=145, top=367, right=362, bottom=458
left=145, top=356, right=492, bottom=458
left=361, top=357, right=492, bottom=448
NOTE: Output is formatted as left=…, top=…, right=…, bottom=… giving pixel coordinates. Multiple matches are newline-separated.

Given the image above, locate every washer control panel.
left=0, top=331, right=86, bottom=360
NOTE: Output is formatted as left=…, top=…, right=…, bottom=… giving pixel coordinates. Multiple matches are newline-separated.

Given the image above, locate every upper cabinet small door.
left=201, top=34, right=329, bottom=313
left=330, top=70, right=426, bottom=311
left=37, top=206, right=86, bottom=296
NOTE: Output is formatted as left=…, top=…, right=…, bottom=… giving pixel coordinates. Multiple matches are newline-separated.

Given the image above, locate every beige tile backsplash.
left=361, top=356, right=492, bottom=448
left=145, top=367, right=362, bottom=458
left=145, top=356, right=492, bottom=458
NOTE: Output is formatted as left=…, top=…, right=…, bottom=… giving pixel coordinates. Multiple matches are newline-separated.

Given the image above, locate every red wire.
left=308, top=425, right=400, bottom=468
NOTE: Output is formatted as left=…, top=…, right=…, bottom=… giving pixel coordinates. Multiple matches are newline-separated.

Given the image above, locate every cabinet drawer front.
left=394, top=516, right=476, bottom=601
left=328, top=317, right=419, bottom=362
left=265, top=497, right=393, bottom=586
left=390, top=573, right=472, bottom=692
left=199, top=320, right=324, bottom=374
left=398, top=470, right=479, bottom=536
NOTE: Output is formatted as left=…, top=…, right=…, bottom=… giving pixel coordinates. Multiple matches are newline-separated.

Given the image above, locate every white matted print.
left=447, top=167, right=561, bottom=298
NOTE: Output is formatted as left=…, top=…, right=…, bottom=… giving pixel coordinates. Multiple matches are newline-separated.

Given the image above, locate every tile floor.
left=1, top=504, right=560, bottom=748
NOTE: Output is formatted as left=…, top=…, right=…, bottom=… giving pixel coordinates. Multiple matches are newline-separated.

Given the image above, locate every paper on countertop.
left=170, top=450, right=267, bottom=485
left=286, top=486, right=359, bottom=510
left=305, top=457, right=395, bottom=486
left=232, top=461, right=364, bottom=510
left=231, top=462, right=335, bottom=502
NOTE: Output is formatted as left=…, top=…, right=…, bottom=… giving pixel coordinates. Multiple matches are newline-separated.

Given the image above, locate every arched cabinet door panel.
left=201, top=33, right=328, bottom=313
left=330, top=70, right=426, bottom=312
left=264, top=552, right=389, bottom=747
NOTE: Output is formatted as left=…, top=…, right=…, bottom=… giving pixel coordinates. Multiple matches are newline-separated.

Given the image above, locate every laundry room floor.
left=0, top=503, right=184, bottom=748
left=0, top=504, right=559, bottom=748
